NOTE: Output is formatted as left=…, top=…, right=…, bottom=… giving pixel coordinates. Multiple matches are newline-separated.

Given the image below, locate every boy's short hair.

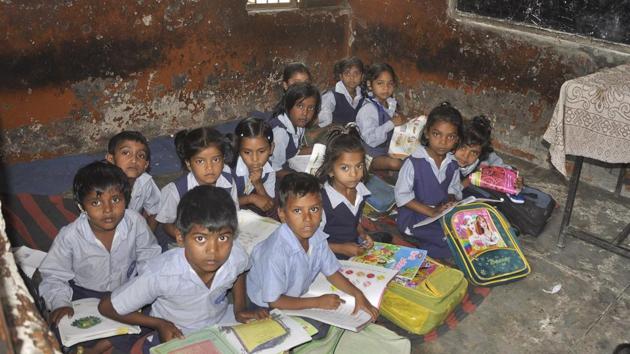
left=175, top=185, right=238, bottom=236
left=278, top=172, right=321, bottom=208
left=73, top=161, right=132, bottom=208
left=107, top=131, right=151, bottom=162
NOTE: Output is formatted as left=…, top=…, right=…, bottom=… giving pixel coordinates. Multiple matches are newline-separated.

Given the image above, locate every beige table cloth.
left=543, top=63, right=630, bottom=176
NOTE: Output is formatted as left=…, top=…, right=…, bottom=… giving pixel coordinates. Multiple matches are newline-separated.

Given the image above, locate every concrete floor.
left=415, top=156, right=630, bottom=354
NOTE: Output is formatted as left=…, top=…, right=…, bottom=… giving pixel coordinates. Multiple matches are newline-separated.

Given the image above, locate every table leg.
left=557, top=156, right=584, bottom=248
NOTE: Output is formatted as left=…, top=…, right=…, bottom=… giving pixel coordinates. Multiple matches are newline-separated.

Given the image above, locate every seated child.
left=98, top=186, right=268, bottom=349
left=315, top=126, right=383, bottom=260
left=246, top=172, right=378, bottom=336
left=395, top=102, right=464, bottom=260
left=39, top=161, right=161, bottom=353
left=106, top=131, right=160, bottom=231
left=228, top=117, right=276, bottom=216
left=155, top=126, right=238, bottom=248
left=268, top=82, right=321, bottom=178
left=281, top=62, right=312, bottom=91
left=454, top=115, right=524, bottom=198
left=319, top=56, right=365, bottom=127
left=356, top=63, right=408, bottom=172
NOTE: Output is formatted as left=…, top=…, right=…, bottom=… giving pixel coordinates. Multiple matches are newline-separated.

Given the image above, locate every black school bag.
left=463, top=185, right=556, bottom=237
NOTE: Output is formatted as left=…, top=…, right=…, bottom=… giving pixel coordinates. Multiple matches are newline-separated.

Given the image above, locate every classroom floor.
left=415, top=156, right=630, bottom=354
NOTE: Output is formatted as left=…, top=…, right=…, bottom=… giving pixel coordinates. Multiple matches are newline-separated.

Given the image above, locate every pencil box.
left=441, top=202, right=531, bottom=286
left=379, top=257, right=468, bottom=335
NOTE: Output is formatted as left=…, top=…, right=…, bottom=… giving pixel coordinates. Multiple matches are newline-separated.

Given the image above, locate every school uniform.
left=38, top=210, right=161, bottom=311
left=395, top=146, right=462, bottom=259
left=319, top=81, right=365, bottom=127
left=128, top=172, right=161, bottom=216
left=246, top=223, right=341, bottom=308
left=269, top=113, right=304, bottom=171
left=321, top=182, right=370, bottom=259
left=356, top=96, right=397, bottom=157
left=156, top=167, right=239, bottom=225
left=232, top=156, right=276, bottom=198
left=111, top=242, right=249, bottom=335
left=459, top=152, right=512, bottom=178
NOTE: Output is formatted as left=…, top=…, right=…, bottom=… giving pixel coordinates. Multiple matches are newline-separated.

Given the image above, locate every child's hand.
left=50, top=306, right=74, bottom=326
left=251, top=194, right=274, bottom=212
left=359, top=234, right=374, bottom=249
left=515, top=176, right=524, bottom=192
left=156, top=319, right=184, bottom=342
left=391, top=114, right=407, bottom=127
left=317, top=294, right=345, bottom=310
left=298, top=146, right=313, bottom=155
left=352, top=293, right=379, bottom=321
left=249, top=168, right=263, bottom=184
left=235, top=308, right=270, bottom=323
left=343, top=243, right=367, bottom=257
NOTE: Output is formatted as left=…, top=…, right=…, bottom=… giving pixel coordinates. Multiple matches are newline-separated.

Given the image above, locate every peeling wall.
left=1, top=0, right=629, bottom=191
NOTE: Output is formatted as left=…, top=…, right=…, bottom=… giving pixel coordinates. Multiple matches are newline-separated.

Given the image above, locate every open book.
left=57, top=298, right=141, bottom=348
left=236, top=209, right=281, bottom=255
left=350, top=242, right=427, bottom=281
left=150, top=310, right=311, bottom=354
left=281, top=261, right=398, bottom=332
left=388, top=116, right=427, bottom=159
left=287, top=143, right=327, bottom=175
left=413, top=196, right=504, bottom=228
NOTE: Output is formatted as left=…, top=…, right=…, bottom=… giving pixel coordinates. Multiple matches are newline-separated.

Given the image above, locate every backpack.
left=463, top=185, right=555, bottom=237
left=379, top=257, right=468, bottom=335
left=441, top=202, right=531, bottom=286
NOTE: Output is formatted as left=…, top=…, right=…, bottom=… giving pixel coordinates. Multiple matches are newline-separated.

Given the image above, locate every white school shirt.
left=320, top=181, right=371, bottom=228
left=111, top=242, right=250, bottom=335
left=356, top=96, right=397, bottom=147
left=128, top=172, right=161, bottom=216
left=318, top=81, right=364, bottom=127
left=155, top=168, right=239, bottom=224
left=234, top=156, right=276, bottom=198
left=38, top=210, right=161, bottom=311
left=395, top=145, right=463, bottom=209
left=246, top=224, right=341, bottom=307
left=459, top=152, right=512, bottom=177
left=270, top=113, right=304, bottom=171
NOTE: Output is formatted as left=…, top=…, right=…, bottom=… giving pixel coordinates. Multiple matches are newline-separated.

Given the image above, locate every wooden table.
left=543, top=64, right=630, bottom=258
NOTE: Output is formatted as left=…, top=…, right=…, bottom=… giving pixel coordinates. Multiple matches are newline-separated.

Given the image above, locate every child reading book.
left=105, top=131, right=161, bottom=231
left=246, top=172, right=378, bottom=338
left=38, top=161, right=161, bottom=353
left=98, top=186, right=268, bottom=350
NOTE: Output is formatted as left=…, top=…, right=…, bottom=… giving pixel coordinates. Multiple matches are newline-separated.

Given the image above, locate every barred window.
left=247, top=0, right=299, bottom=11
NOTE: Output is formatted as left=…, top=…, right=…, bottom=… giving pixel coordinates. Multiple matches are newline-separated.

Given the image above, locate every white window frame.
left=246, top=0, right=300, bottom=12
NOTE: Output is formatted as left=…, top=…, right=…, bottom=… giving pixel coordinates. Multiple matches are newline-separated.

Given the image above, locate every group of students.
left=37, top=57, right=522, bottom=353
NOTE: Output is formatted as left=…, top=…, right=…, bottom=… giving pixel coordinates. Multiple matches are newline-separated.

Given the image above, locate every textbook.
left=468, top=165, right=519, bottom=195
left=287, top=143, right=327, bottom=175
left=150, top=310, right=312, bottom=354
left=281, top=261, right=398, bottom=332
left=388, top=116, right=427, bottom=159
left=350, top=242, right=427, bottom=281
left=412, top=196, right=504, bottom=228
left=236, top=209, right=280, bottom=255
left=57, top=298, right=141, bottom=348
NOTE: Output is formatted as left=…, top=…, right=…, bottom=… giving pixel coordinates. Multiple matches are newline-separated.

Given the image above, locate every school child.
left=319, top=57, right=365, bottom=127
left=454, top=115, right=524, bottom=200
left=246, top=172, right=378, bottom=337
left=39, top=161, right=161, bottom=353
left=356, top=63, right=408, bottom=171
left=315, top=126, right=376, bottom=260
left=105, top=131, right=161, bottom=231
left=229, top=117, right=276, bottom=215
left=281, top=62, right=312, bottom=91
left=98, top=186, right=268, bottom=350
left=395, top=102, right=464, bottom=260
left=155, top=127, right=238, bottom=247
left=268, top=82, right=322, bottom=177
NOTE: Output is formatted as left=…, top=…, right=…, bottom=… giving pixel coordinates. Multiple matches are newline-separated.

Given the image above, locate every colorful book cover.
left=392, top=259, right=440, bottom=288
left=451, top=208, right=508, bottom=258
left=469, top=166, right=518, bottom=194
left=350, top=242, right=427, bottom=280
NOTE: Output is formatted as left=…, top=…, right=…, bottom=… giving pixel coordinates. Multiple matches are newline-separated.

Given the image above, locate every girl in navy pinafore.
left=315, top=126, right=376, bottom=260
left=395, top=102, right=464, bottom=260
left=319, top=57, right=366, bottom=127
left=356, top=63, right=408, bottom=172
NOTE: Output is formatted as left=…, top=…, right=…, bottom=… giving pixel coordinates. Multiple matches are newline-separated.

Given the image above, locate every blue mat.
left=1, top=120, right=240, bottom=195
